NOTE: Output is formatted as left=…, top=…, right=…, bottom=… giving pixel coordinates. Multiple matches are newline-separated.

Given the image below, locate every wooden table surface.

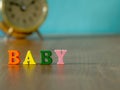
left=0, top=36, right=120, bottom=90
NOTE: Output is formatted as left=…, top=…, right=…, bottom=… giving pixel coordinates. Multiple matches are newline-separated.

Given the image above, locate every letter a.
left=23, top=50, right=36, bottom=64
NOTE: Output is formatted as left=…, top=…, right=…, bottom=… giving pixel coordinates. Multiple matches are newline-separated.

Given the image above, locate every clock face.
left=2, top=0, right=48, bottom=33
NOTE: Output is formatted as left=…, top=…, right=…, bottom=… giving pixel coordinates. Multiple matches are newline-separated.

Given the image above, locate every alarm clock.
left=0, top=0, right=48, bottom=39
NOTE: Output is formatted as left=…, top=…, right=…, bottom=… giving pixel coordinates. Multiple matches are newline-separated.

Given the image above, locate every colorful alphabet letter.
left=23, top=50, right=36, bottom=64
left=40, top=50, right=53, bottom=65
left=54, top=50, right=67, bottom=64
left=8, top=50, right=21, bottom=65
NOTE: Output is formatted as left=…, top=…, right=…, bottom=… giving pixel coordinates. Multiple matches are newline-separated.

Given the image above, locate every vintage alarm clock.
left=0, top=0, right=48, bottom=39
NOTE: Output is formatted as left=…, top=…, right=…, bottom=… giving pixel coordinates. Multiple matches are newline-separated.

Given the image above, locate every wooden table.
left=0, top=36, right=120, bottom=90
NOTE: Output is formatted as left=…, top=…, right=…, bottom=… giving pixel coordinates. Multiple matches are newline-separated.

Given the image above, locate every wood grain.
left=0, top=36, right=120, bottom=90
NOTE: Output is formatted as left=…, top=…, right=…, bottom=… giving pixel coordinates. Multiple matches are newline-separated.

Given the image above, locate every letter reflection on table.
left=23, top=64, right=36, bottom=78
left=8, top=65, right=20, bottom=85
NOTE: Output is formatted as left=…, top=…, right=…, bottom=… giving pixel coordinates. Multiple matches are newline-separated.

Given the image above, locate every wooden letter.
left=23, top=50, right=36, bottom=64
left=8, top=50, right=21, bottom=65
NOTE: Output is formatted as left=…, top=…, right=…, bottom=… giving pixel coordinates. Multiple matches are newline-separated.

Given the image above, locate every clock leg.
left=36, top=30, right=44, bottom=40
left=7, top=27, right=14, bottom=37
left=4, top=27, right=13, bottom=41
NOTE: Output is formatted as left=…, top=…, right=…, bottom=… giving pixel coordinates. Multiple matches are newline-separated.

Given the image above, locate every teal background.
left=1, top=0, right=120, bottom=35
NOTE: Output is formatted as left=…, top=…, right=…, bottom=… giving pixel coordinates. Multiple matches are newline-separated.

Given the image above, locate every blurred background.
left=0, top=1, right=120, bottom=90
left=0, top=0, right=120, bottom=36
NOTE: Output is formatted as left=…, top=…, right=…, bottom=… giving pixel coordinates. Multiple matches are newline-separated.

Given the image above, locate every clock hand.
left=10, top=1, right=26, bottom=12
left=10, top=2, right=21, bottom=7
left=27, top=0, right=36, bottom=8
left=31, top=0, right=36, bottom=4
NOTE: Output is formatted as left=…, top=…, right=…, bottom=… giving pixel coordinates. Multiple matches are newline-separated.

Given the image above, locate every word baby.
left=8, top=50, right=67, bottom=65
